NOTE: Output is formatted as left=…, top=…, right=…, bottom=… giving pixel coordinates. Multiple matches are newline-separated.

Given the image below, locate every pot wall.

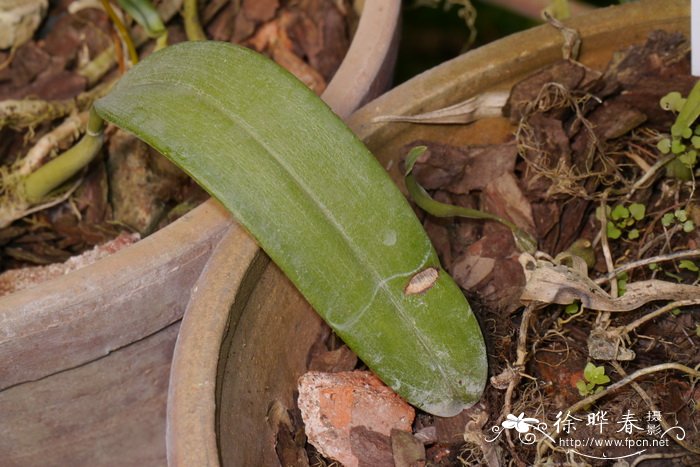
left=166, top=1, right=690, bottom=466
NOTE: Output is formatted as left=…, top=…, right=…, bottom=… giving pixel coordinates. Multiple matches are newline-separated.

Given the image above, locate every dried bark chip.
left=350, top=426, right=394, bottom=467
left=0, top=41, right=50, bottom=87
left=271, top=41, right=327, bottom=94
left=408, top=141, right=517, bottom=194
left=298, top=371, right=415, bottom=467
left=241, top=0, right=279, bottom=22
left=606, top=30, right=689, bottom=88
left=206, top=1, right=237, bottom=42
left=482, top=172, right=536, bottom=236
left=391, top=429, right=426, bottom=467
left=23, top=69, right=86, bottom=101
left=307, top=344, right=358, bottom=373
left=433, top=404, right=488, bottom=444
left=423, top=218, right=452, bottom=266
left=531, top=202, right=559, bottom=245
left=287, top=0, right=350, bottom=81
left=451, top=227, right=525, bottom=313
left=549, top=197, right=590, bottom=256
left=599, top=30, right=696, bottom=129
left=571, top=99, right=646, bottom=145
left=231, top=8, right=259, bottom=43
left=108, top=130, right=189, bottom=234
left=504, top=60, right=587, bottom=122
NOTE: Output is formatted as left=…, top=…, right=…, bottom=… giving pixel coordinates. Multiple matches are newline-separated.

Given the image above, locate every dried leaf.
left=520, top=253, right=700, bottom=311
left=373, top=91, right=508, bottom=125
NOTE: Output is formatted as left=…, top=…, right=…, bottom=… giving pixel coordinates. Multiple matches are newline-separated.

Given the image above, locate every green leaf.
left=675, top=209, right=688, bottom=222
left=627, top=228, right=639, bottom=240
left=610, top=204, right=629, bottom=221
left=628, top=203, right=645, bottom=221
left=606, top=221, right=622, bottom=239
left=666, top=157, right=693, bottom=181
left=117, top=0, right=166, bottom=37
left=679, top=150, right=697, bottom=167
left=564, top=303, right=580, bottom=315
left=617, top=271, right=628, bottom=296
left=679, top=260, right=699, bottom=272
left=656, top=138, right=671, bottom=154
left=576, top=379, right=589, bottom=396
left=583, top=362, right=609, bottom=385
left=683, top=220, right=696, bottom=232
left=660, top=91, right=685, bottom=112
left=671, top=138, right=687, bottom=154
left=93, top=42, right=487, bottom=416
left=662, top=212, right=676, bottom=227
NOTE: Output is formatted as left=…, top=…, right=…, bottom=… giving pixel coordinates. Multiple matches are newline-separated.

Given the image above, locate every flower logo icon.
left=502, top=413, right=541, bottom=433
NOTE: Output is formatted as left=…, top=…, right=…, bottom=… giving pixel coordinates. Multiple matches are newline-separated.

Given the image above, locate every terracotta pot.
left=166, top=1, right=690, bottom=465
left=0, top=1, right=401, bottom=464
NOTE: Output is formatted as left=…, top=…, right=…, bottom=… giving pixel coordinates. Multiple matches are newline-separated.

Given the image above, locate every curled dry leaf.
left=0, top=0, right=48, bottom=50
left=519, top=253, right=700, bottom=312
left=373, top=91, right=509, bottom=125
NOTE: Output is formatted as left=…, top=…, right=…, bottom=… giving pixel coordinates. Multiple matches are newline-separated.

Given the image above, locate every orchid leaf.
left=94, top=42, right=487, bottom=416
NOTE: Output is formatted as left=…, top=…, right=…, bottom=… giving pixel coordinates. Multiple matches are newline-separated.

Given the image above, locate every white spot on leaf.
left=383, top=230, right=397, bottom=246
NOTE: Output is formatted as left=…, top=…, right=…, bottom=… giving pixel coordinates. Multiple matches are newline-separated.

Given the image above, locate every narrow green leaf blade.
left=94, top=42, right=487, bottom=416
left=117, top=0, right=166, bottom=37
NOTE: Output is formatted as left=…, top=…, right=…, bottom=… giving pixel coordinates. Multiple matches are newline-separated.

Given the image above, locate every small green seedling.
left=596, top=203, right=645, bottom=240
left=616, top=271, right=628, bottom=296
left=661, top=209, right=695, bottom=233
left=648, top=261, right=699, bottom=283
left=658, top=83, right=700, bottom=180
left=679, top=259, right=699, bottom=272
left=576, top=362, right=610, bottom=397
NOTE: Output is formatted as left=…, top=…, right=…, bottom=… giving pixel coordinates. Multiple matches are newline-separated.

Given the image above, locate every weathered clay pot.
left=0, top=1, right=401, bottom=464
left=166, top=1, right=690, bottom=465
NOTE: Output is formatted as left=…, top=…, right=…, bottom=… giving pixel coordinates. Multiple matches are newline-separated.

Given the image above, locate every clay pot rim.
left=166, top=1, right=690, bottom=465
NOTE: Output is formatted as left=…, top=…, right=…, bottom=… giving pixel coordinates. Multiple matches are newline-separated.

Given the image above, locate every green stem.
left=101, top=0, right=140, bottom=65
left=183, top=0, right=206, bottom=41
left=404, top=146, right=537, bottom=253
left=23, top=109, right=105, bottom=203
